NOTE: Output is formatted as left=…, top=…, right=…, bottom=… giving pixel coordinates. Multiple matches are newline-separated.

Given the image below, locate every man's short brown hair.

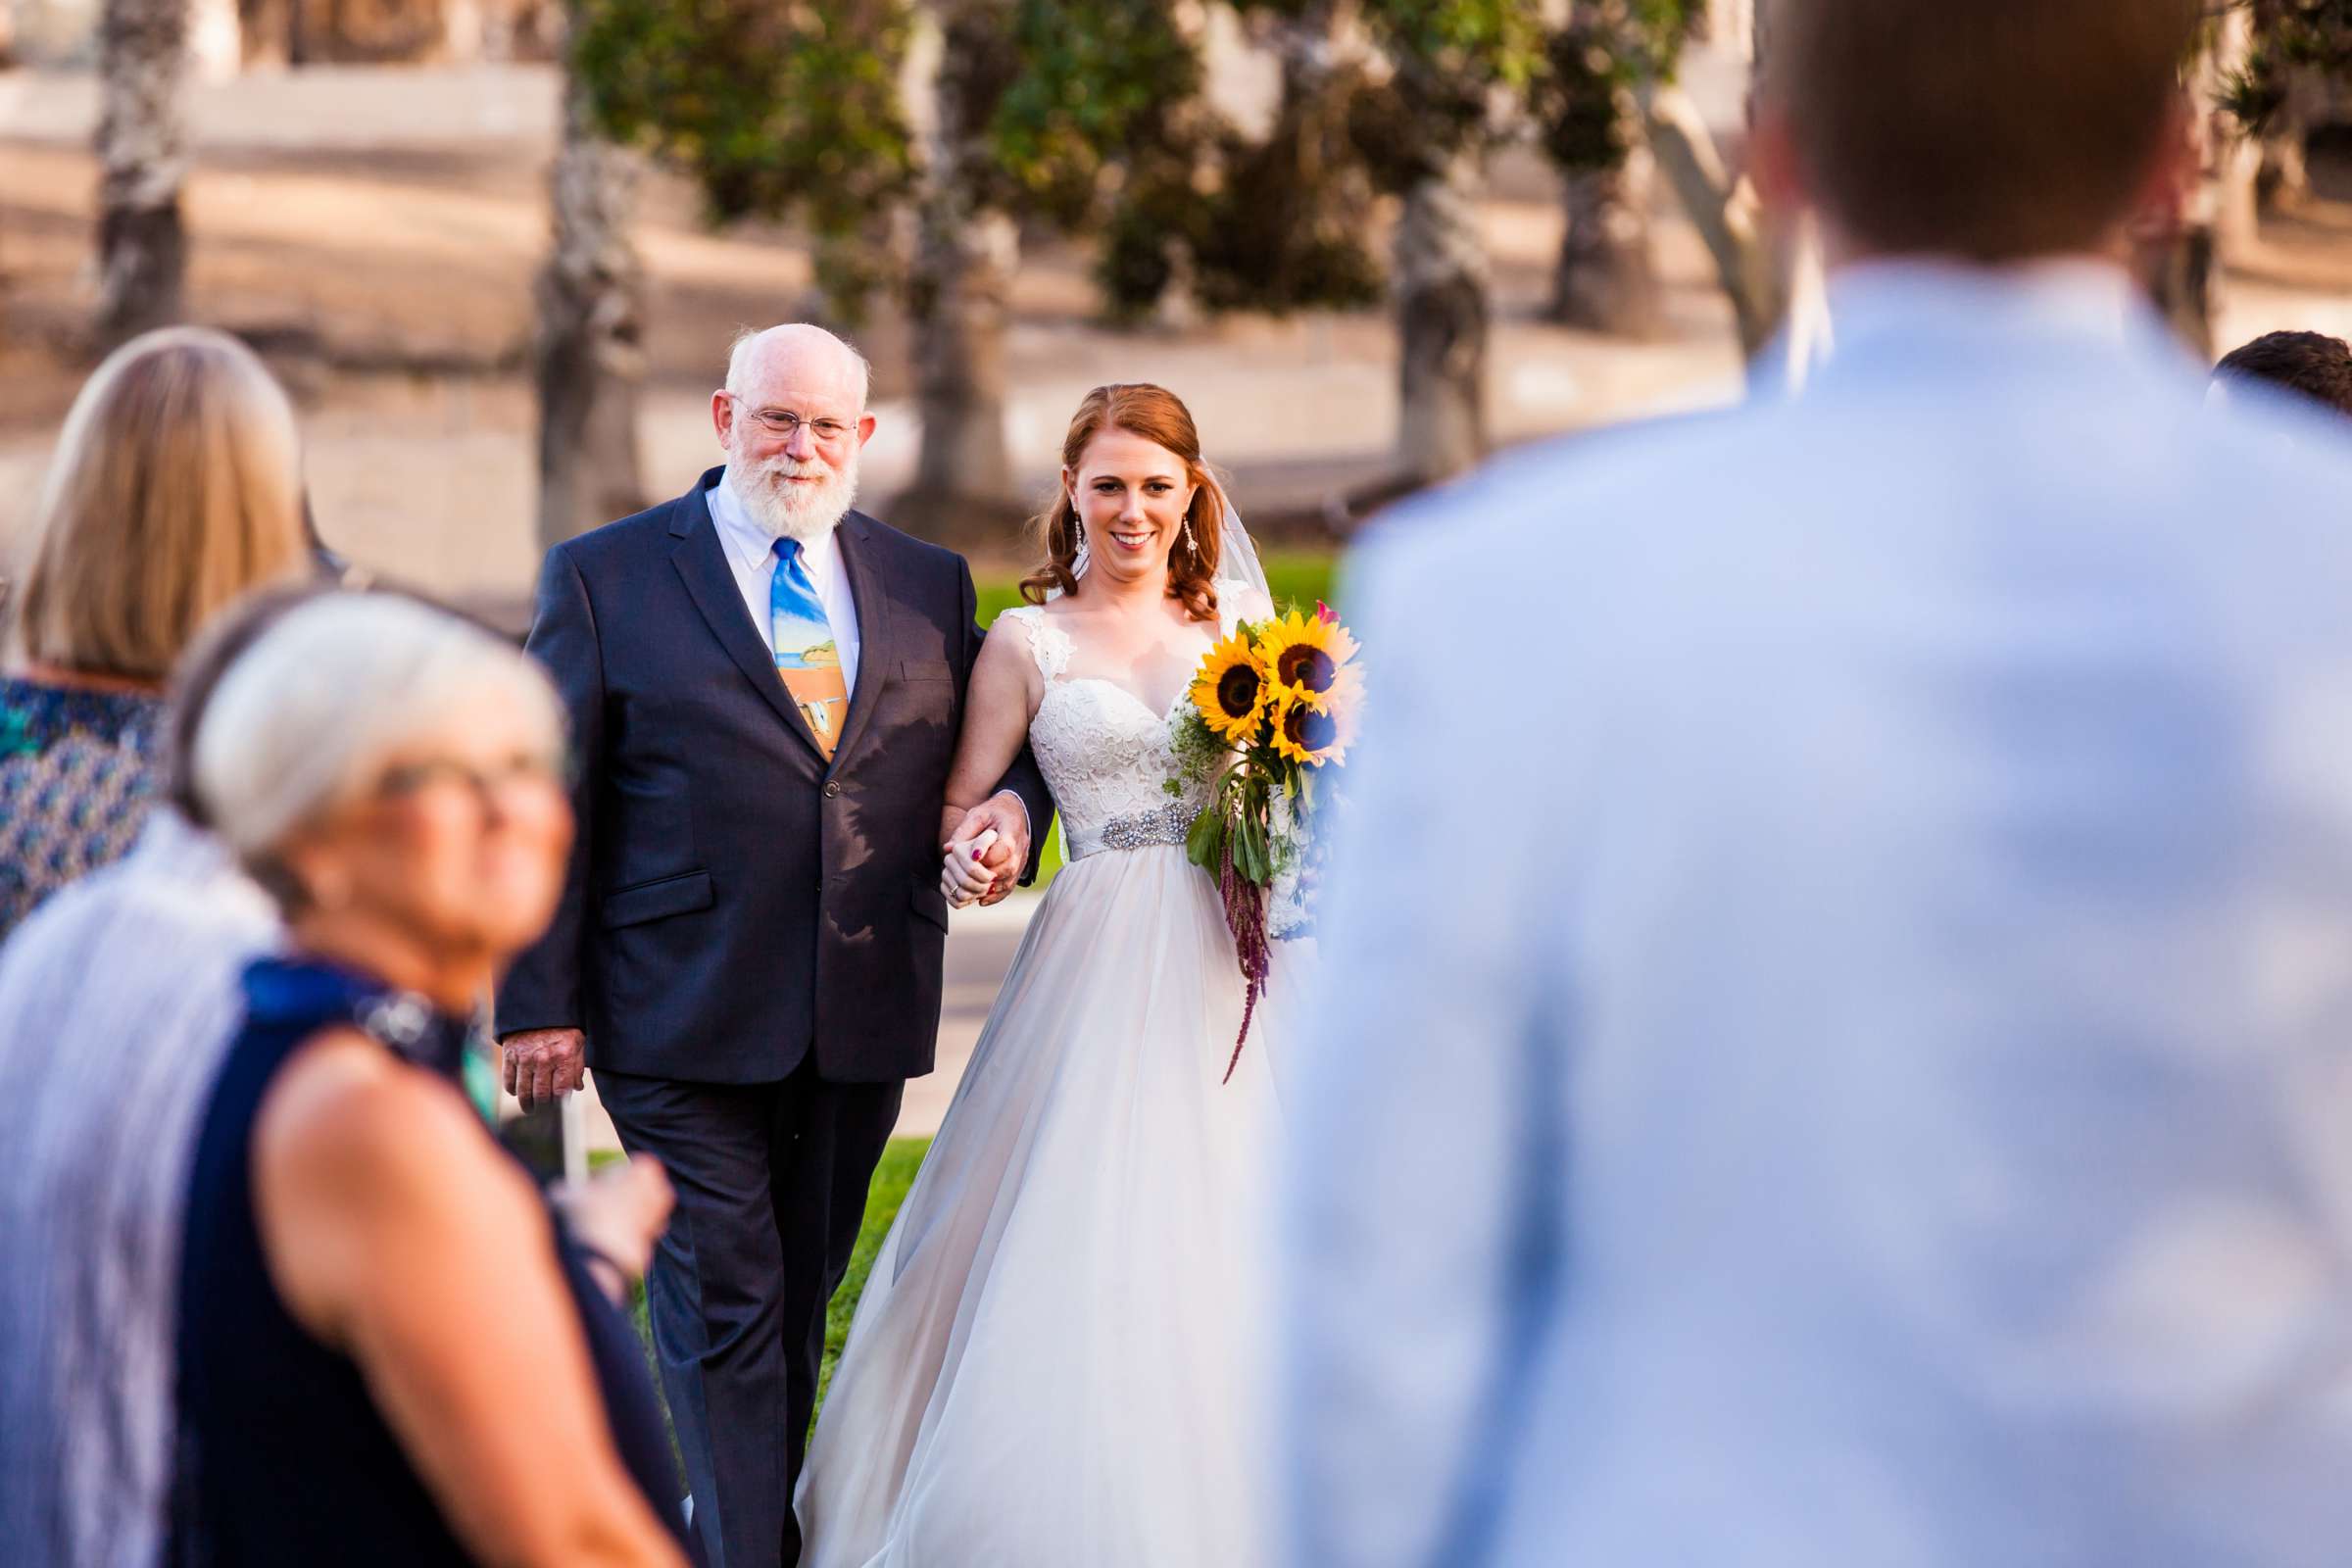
left=1769, top=0, right=2200, bottom=263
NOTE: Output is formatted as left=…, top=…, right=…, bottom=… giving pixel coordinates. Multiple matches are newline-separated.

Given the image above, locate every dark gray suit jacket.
left=494, top=467, right=1053, bottom=1084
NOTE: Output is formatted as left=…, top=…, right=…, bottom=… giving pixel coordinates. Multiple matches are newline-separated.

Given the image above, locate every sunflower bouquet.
left=1168, top=602, right=1362, bottom=1081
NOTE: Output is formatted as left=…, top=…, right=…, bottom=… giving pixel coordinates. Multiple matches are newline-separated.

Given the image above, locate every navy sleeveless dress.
left=170, top=956, right=683, bottom=1564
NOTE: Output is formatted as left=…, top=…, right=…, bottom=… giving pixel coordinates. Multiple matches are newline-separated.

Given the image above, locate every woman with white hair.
left=169, top=595, right=687, bottom=1567
left=0, top=324, right=312, bottom=940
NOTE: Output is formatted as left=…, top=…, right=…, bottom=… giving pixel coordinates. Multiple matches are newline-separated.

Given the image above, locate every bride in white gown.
left=795, top=384, right=1301, bottom=1566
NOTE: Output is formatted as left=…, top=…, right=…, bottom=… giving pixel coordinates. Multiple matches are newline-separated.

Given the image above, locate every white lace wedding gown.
left=796, top=584, right=1298, bottom=1567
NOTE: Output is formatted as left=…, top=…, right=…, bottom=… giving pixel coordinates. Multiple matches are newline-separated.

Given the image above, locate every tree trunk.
left=95, top=0, right=189, bottom=349
left=1550, top=139, right=1661, bottom=337
left=1644, top=84, right=1783, bottom=360
left=903, top=199, right=1016, bottom=539
left=2261, top=118, right=2311, bottom=211
left=1395, top=151, right=1489, bottom=486
left=2259, top=64, right=2316, bottom=211
left=895, top=2, right=1018, bottom=542
left=534, top=49, right=646, bottom=553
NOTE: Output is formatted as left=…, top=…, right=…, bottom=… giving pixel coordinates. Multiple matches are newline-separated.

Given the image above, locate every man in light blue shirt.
left=1283, top=1, right=2352, bottom=1564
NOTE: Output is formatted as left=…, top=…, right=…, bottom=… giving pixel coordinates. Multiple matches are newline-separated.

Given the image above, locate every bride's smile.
left=1066, top=425, right=1200, bottom=583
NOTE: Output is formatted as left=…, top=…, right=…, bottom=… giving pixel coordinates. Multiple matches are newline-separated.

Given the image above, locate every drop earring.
left=1070, top=514, right=1092, bottom=581
left=1181, top=515, right=1198, bottom=558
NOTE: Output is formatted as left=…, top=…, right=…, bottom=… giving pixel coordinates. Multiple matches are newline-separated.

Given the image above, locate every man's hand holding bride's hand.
left=943, top=793, right=1031, bottom=906
left=941, top=829, right=997, bottom=908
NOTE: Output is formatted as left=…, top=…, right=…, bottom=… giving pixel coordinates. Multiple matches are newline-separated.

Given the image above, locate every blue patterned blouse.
left=0, top=675, right=167, bottom=942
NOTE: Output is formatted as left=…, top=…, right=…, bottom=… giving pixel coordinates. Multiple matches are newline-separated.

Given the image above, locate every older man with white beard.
left=496, top=324, right=1054, bottom=1568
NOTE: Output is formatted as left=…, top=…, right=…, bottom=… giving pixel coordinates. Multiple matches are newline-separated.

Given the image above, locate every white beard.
left=727, top=446, right=859, bottom=544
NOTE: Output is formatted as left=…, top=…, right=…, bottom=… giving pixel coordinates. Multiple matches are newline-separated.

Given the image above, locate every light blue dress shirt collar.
left=1790, top=255, right=2188, bottom=396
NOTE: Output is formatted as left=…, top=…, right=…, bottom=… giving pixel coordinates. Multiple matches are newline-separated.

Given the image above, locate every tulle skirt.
left=795, top=844, right=1298, bottom=1567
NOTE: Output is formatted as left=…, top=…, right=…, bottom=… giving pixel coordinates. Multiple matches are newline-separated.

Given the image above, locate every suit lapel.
left=827, top=513, right=893, bottom=774
left=667, top=471, right=828, bottom=762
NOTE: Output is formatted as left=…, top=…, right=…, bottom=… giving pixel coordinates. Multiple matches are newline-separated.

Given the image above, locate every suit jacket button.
left=823, top=781, right=841, bottom=799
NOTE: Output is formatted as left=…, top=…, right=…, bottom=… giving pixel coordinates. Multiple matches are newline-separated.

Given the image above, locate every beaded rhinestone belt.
left=1089, top=803, right=1195, bottom=856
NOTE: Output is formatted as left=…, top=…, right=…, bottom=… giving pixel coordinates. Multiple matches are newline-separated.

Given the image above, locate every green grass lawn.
left=972, top=548, right=1339, bottom=629
left=817, top=1136, right=931, bottom=1414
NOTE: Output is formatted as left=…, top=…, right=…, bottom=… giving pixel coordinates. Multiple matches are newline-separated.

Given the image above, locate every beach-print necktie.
left=770, top=538, right=849, bottom=760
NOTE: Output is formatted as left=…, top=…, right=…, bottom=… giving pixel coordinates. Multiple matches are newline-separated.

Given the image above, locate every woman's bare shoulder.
left=257, top=1028, right=505, bottom=1207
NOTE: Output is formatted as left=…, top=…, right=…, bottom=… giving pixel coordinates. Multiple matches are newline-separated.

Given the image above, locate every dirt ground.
left=2, top=62, right=2351, bottom=605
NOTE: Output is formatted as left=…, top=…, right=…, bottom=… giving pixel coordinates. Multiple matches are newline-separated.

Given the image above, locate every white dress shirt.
left=1286, top=261, right=2352, bottom=1568
left=708, top=466, right=862, bottom=698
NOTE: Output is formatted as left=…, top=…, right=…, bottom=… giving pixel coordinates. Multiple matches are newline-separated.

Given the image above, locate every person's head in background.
left=1751, top=0, right=2201, bottom=270
left=2212, top=330, right=2352, bottom=419
left=7, top=326, right=312, bottom=686
left=163, top=581, right=341, bottom=832
left=190, top=595, right=572, bottom=1010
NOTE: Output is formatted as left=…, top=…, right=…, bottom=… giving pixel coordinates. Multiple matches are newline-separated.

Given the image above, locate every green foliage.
left=1170, top=0, right=1546, bottom=314
left=568, top=0, right=1694, bottom=326
left=992, top=0, right=1206, bottom=225
left=575, top=0, right=1209, bottom=320
left=1178, top=93, right=1388, bottom=315
left=1529, top=0, right=1697, bottom=174
left=2228, top=0, right=2352, bottom=132
left=1359, top=0, right=1549, bottom=178
left=574, top=0, right=915, bottom=236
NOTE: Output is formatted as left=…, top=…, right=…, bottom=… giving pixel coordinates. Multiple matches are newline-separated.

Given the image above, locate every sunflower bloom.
left=1191, top=632, right=1271, bottom=744
left=1256, top=610, right=1359, bottom=701
left=1269, top=685, right=1357, bottom=767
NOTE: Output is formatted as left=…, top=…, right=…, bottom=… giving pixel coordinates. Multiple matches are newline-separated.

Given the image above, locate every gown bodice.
left=998, top=580, right=1255, bottom=861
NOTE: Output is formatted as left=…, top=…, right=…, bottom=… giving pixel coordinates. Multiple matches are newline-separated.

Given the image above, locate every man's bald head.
left=723, top=323, right=872, bottom=414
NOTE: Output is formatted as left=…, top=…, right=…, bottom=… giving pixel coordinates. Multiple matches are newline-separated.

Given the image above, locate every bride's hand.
left=941, top=828, right=999, bottom=908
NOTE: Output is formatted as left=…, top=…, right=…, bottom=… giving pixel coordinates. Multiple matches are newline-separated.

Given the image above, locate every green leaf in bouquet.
left=1239, top=808, right=1270, bottom=885
left=1186, top=806, right=1224, bottom=872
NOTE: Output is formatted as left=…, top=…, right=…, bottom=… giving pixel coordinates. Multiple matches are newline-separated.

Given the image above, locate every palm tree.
left=534, top=31, right=647, bottom=551
left=95, top=0, right=190, bottom=348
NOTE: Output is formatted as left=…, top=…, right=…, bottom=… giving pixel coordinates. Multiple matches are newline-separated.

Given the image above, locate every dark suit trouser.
left=595, top=1059, right=903, bottom=1568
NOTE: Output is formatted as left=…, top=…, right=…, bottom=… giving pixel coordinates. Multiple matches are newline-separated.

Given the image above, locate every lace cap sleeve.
left=997, top=606, right=1072, bottom=682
